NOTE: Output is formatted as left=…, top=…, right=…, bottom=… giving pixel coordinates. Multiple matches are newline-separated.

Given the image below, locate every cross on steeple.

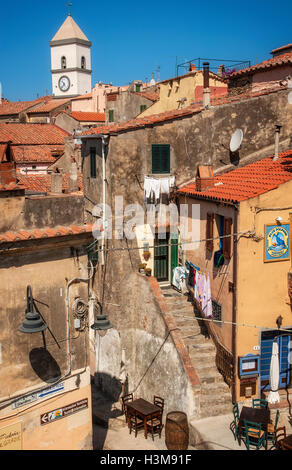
left=68, top=2, right=72, bottom=16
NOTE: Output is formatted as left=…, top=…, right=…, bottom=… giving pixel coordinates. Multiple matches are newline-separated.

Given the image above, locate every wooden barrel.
left=165, top=411, right=189, bottom=450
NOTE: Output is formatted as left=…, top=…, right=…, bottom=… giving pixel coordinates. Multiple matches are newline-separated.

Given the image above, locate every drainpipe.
left=273, top=124, right=282, bottom=161
left=101, top=136, right=109, bottom=266
left=203, top=62, right=210, bottom=109
left=232, top=205, right=239, bottom=403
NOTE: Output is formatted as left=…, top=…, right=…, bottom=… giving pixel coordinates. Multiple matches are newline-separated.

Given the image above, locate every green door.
left=170, top=236, right=179, bottom=283
left=154, top=236, right=169, bottom=281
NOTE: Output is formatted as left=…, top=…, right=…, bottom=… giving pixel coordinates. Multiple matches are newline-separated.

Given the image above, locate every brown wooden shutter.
left=206, top=213, right=214, bottom=252
left=223, top=217, right=233, bottom=259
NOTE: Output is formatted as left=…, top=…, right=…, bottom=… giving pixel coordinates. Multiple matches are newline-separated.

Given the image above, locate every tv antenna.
left=230, top=129, right=243, bottom=152
left=68, top=2, right=72, bottom=16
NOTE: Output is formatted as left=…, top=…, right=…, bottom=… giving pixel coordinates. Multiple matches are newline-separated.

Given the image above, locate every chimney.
left=203, top=62, right=210, bottom=108
left=273, top=124, right=282, bottom=161
left=51, top=172, right=63, bottom=194
left=0, top=142, right=17, bottom=185
left=68, top=159, right=79, bottom=193
left=196, top=165, right=214, bottom=191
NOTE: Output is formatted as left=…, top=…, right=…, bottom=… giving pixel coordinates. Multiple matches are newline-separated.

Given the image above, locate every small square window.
left=212, top=299, right=222, bottom=327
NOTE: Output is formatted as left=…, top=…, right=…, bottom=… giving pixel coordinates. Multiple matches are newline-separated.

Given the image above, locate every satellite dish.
left=230, top=129, right=243, bottom=152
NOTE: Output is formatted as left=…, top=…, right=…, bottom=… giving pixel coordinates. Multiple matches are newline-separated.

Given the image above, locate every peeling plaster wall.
left=94, top=272, right=198, bottom=418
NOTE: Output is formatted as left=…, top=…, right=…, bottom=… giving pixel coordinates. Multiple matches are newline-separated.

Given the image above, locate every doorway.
left=260, top=329, right=292, bottom=391
left=154, top=233, right=169, bottom=282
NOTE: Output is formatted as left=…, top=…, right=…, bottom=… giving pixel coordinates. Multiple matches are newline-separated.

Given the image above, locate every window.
left=109, top=109, right=114, bottom=122
left=140, top=104, right=147, bottom=113
left=81, top=56, right=86, bottom=69
left=61, top=56, right=67, bottom=69
left=212, top=299, right=222, bottom=327
left=206, top=213, right=214, bottom=252
left=135, top=84, right=141, bottom=92
left=90, top=147, right=97, bottom=178
left=152, top=144, right=170, bottom=174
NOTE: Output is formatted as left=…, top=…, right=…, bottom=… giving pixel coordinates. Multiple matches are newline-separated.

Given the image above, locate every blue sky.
left=1, top=0, right=292, bottom=101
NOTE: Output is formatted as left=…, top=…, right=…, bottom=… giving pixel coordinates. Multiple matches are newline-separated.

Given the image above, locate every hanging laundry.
left=205, top=273, right=213, bottom=318
left=172, top=266, right=188, bottom=292
left=144, top=176, right=175, bottom=204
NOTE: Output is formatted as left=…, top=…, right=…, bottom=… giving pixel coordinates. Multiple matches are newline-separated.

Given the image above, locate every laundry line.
left=86, top=229, right=253, bottom=252
left=171, top=312, right=292, bottom=333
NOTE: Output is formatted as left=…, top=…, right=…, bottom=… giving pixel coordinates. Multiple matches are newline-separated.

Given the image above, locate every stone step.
left=191, top=362, right=219, bottom=376
left=189, top=342, right=216, bottom=354
left=183, top=335, right=213, bottom=346
left=200, top=392, right=233, bottom=408
left=199, top=402, right=234, bottom=419
left=199, top=370, right=226, bottom=385
left=200, top=381, right=231, bottom=396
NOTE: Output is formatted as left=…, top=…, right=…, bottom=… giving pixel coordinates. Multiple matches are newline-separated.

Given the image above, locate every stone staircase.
left=161, top=285, right=233, bottom=419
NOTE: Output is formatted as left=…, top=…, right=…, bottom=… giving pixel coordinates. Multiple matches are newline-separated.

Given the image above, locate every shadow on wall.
left=29, top=348, right=62, bottom=383
left=91, top=372, right=124, bottom=450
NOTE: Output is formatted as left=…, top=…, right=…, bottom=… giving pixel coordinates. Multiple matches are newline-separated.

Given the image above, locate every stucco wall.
left=93, top=271, right=199, bottom=419
left=178, top=196, right=236, bottom=352
left=0, top=243, right=93, bottom=449
left=236, top=181, right=292, bottom=400
left=0, top=193, right=84, bottom=233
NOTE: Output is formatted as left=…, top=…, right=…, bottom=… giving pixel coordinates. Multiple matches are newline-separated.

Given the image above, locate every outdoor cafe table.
left=126, top=398, right=161, bottom=439
left=238, top=405, right=270, bottom=450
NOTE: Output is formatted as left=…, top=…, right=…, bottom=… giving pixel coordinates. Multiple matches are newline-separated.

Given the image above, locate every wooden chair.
left=154, top=396, right=164, bottom=411
left=267, top=409, right=280, bottom=445
left=128, top=410, right=144, bottom=438
left=274, top=426, right=287, bottom=450
left=230, top=403, right=239, bottom=440
left=252, top=398, right=268, bottom=409
left=121, top=393, right=133, bottom=423
left=147, top=411, right=164, bottom=440
left=244, top=419, right=266, bottom=450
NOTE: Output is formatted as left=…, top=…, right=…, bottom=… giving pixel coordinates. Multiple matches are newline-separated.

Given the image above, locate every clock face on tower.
left=59, top=76, right=70, bottom=92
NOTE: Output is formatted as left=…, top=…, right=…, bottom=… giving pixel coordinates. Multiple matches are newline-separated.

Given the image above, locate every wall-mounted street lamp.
left=91, top=301, right=113, bottom=337
left=18, top=286, right=47, bottom=334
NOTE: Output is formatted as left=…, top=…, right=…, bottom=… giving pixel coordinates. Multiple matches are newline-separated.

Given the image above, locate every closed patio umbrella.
left=267, top=340, right=280, bottom=404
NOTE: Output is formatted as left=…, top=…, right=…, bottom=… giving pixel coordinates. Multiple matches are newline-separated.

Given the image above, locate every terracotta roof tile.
left=0, top=224, right=93, bottom=244
left=135, top=91, right=160, bottom=102
left=17, top=172, right=83, bottom=193
left=0, top=96, right=52, bottom=116
left=177, top=149, right=292, bottom=203
left=70, top=111, right=105, bottom=122
left=28, top=99, right=71, bottom=114
left=12, top=145, right=64, bottom=163
left=228, top=51, right=292, bottom=79
left=0, top=123, right=70, bottom=145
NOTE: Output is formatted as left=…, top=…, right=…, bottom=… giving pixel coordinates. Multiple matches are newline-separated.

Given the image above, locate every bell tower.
left=50, top=12, right=92, bottom=98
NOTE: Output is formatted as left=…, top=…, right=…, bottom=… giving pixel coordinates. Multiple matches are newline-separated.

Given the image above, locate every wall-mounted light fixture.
left=18, top=286, right=47, bottom=334
left=91, top=301, right=113, bottom=337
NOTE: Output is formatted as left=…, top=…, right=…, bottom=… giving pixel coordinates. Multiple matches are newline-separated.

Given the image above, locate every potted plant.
left=138, top=263, right=147, bottom=274
left=143, top=250, right=151, bottom=261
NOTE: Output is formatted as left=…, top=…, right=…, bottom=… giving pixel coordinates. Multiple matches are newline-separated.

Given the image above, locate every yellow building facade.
left=177, top=152, right=292, bottom=404
left=139, top=70, right=227, bottom=117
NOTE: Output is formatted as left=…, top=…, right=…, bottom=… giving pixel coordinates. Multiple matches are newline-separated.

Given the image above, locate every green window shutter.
left=136, top=84, right=141, bottom=92
left=152, top=145, right=161, bottom=173
left=90, top=147, right=96, bottom=178
left=152, top=145, right=170, bottom=174
left=109, top=109, right=114, bottom=122
left=161, top=145, right=170, bottom=173
left=140, top=104, right=147, bottom=113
